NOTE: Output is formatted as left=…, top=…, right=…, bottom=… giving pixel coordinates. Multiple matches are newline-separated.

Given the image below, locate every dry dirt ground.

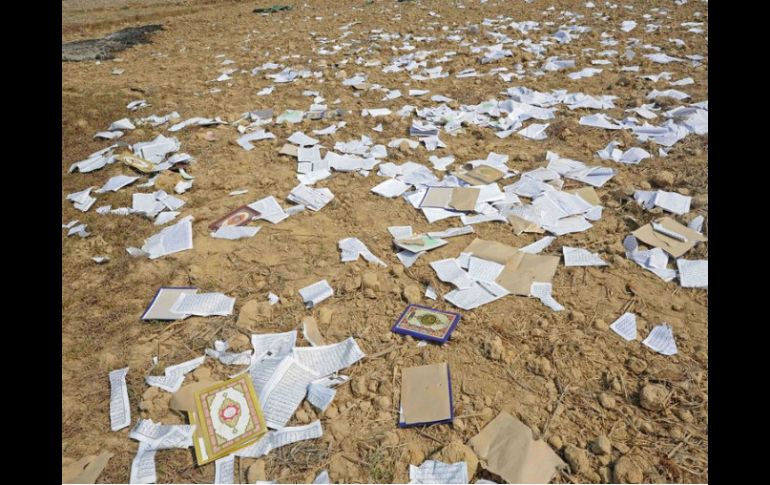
left=61, top=0, right=708, bottom=483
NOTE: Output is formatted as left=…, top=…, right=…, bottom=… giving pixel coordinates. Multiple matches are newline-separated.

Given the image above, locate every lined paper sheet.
left=235, top=421, right=323, bottom=458
left=431, top=259, right=474, bottom=289
left=409, top=460, right=468, bottom=484
left=643, top=324, right=678, bottom=355
left=610, top=312, right=637, bottom=341
left=109, top=367, right=131, bottom=431
left=214, top=455, right=235, bottom=484
left=467, top=256, right=505, bottom=283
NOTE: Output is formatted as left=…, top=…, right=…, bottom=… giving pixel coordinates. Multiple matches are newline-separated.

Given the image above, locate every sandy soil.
left=62, top=0, right=708, bottom=483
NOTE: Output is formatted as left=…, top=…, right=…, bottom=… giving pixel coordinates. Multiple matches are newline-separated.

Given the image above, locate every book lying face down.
left=399, top=362, right=453, bottom=427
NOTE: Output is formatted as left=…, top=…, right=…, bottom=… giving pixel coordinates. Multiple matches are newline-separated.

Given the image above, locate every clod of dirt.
left=431, top=442, right=479, bottom=478
left=62, top=25, right=163, bottom=61
left=153, top=171, right=179, bottom=192
left=229, top=334, right=251, bottom=352
left=362, top=272, right=380, bottom=291
left=613, top=456, right=643, bottom=483
left=638, top=384, right=668, bottom=411
left=319, top=307, right=334, bottom=325
left=406, top=442, right=425, bottom=465
left=548, top=435, right=563, bottom=450
left=569, top=310, right=586, bottom=323
left=377, top=430, right=400, bottom=447
left=374, top=396, right=392, bottom=411
left=563, top=444, right=590, bottom=475
left=674, top=408, right=694, bottom=423
left=590, top=435, right=612, bottom=455
left=651, top=170, right=675, bottom=188
left=528, top=356, right=553, bottom=377
left=402, top=284, right=421, bottom=303
left=247, top=460, right=267, bottom=483
left=625, top=357, right=647, bottom=375
left=598, top=392, right=617, bottom=410
left=237, top=300, right=271, bottom=325
left=482, top=336, right=504, bottom=361
left=192, top=366, right=211, bottom=382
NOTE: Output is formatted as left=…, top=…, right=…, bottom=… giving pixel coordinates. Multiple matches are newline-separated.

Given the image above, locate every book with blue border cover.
left=392, top=304, right=461, bottom=344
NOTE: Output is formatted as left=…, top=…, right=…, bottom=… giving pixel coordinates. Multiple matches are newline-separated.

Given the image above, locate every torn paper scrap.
left=299, top=280, right=334, bottom=308
left=339, top=237, right=386, bottom=266
left=170, top=292, right=235, bottom=317
left=288, top=184, right=334, bottom=211
left=235, top=421, right=323, bottom=458
left=409, top=460, right=468, bottom=484
left=530, top=282, right=564, bottom=311
left=96, top=175, right=139, bottom=193
left=445, top=281, right=508, bottom=310
left=467, top=411, right=565, bottom=484
left=141, top=215, right=194, bottom=259
left=146, top=356, right=206, bottom=392
left=248, top=196, right=289, bottom=224
left=431, top=259, right=474, bottom=290
left=129, top=420, right=195, bottom=449
left=142, top=287, right=198, bottom=321
left=372, top=178, right=410, bottom=198
left=293, top=337, right=365, bottom=377
left=676, top=259, right=708, bottom=288
left=129, top=443, right=156, bottom=485
left=563, top=247, right=608, bottom=267
left=206, top=341, right=252, bottom=366
left=67, top=186, right=97, bottom=212
left=467, top=256, right=505, bottom=284
left=520, top=236, right=555, bottom=254
left=610, top=312, right=637, bottom=341
left=642, top=324, right=678, bottom=355
left=211, top=226, right=261, bottom=240
left=109, top=367, right=131, bottom=431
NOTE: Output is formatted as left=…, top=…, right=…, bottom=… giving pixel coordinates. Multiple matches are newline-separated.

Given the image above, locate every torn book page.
left=235, top=421, right=323, bottom=458
left=292, top=337, right=365, bottom=377
left=141, top=215, right=194, bottom=259
left=530, top=282, right=564, bottom=311
left=339, top=237, right=386, bottom=266
left=146, top=356, right=206, bottom=393
left=610, top=312, right=637, bottom=341
left=444, top=281, right=509, bottom=310
left=520, top=236, right=555, bottom=254
left=372, top=178, right=410, bottom=198
left=397, top=249, right=423, bottom=268
left=214, top=455, right=235, bottom=485
left=676, top=259, right=708, bottom=288
left=211, top=225, right=261, bottom=240
left=129, top=443, right=156, bottom=485
left=642, top=324, right=678, bottom=355
left=258, top=356, right=320, bottom=429
left=129, top=419, right=195, bottom=449
left=287, top=184, right=334, bottom=211
left=562, top=247, right=608, bottom=267
left=299, top=280, right=334, bottom=308
left=109, top=367, right=131, bottom=431
left=248, top=196, right=289, bottom=224
left=312, top=470, right=331, bottom=484
left=467, top=256, right=505, bottom=284
left=409, top=460, right=468, bottom=484
left=430, top=259, right=474, bottom=289
left=170, top=292, right=235, bottom=317
left=206, top=341, right=252, bottom=366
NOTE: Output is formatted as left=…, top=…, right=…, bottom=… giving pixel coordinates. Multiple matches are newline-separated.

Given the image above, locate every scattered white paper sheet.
left=563, top=246, right=608, bottom=266
left=214, top=455, right=235, bottom=484
left=610, top=312, right=637, bottom=341
left=96, top=175, right=139, bottom=193
left=520, top=236, right=555, bottom=254
left=409, top=460, right=468, bottom=484
left=257, top=356, right=320, bottom=429
left=237, top=129, right=276, bottom=150
left=653, top=190, right=691, bottom=215
left=431, top=259, right=475, bottom=289
left=372, top=178, right=410, bottom=198
left=676, top=259, right=707, bottom=288
left=288, top=131, right=320, bottom=146
left=445, top=281, right=509, bottom=310
left=211, top=225, right=261, bottom=240
left=206, top=340, right=252, bottom=366
left=235, top=421, right=323, bottom=458
left=397, top=249, right=424, bottom=268
left=425, top=285, right=438, bottom=300
left=467, top=256, right=505, bottom=283
left=299, top=280, right=334, bottom=308
left=293, top=337, right=365, bottom=377
left=339, top=237, right=386, bottom=266
left=688, top=215, right=704, bottom=233
left=130, top=443, right=157, bottom=484
left=145, top=356, right=205, bottom=392
left=248, top=196, right=289, bottom=224
left=642, top=324, right=678, bottom=355
left=109, top=367, right=131, bottom=431
left=530, top=282, right=564, bottom=311
left=67, top=186, right=97, bottom=212
left=288, top=184, right=334, bottom=211
left=307, top=375, right=348, bottom=411
left=171, top=292, right=235, bottom=316
left=312, top=470, right=331, bottom=484
left=141, top=215, right=194, bottom=259
left=427, top=226, right=474, bottom=239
